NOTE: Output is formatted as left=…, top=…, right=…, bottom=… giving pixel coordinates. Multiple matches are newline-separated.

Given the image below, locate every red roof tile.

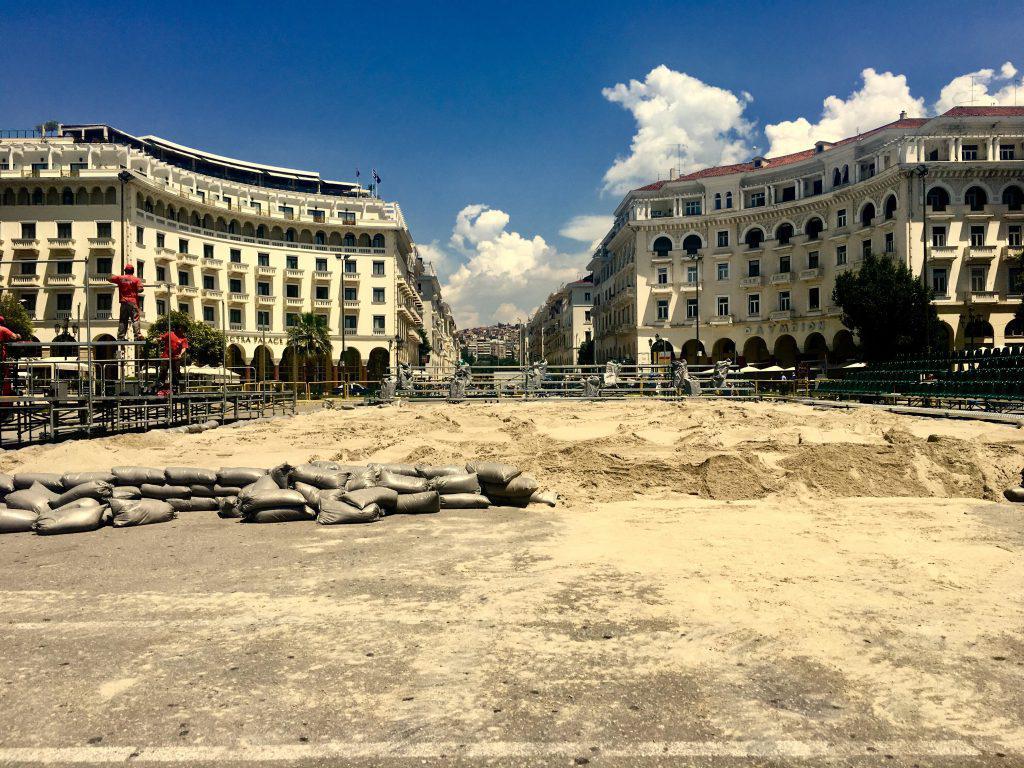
left=941, top=106, right=1024, bottom=117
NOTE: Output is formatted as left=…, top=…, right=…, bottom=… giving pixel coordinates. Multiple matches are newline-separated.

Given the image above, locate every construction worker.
left=0, top=315, right=22, bottom=398
left=154, top=324, right=188, bottom=396
left=108, top=263, right=144, bottom=342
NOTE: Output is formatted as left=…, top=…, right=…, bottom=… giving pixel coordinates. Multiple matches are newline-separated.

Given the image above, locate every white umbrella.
left=843, top=361, right=867, bottom=368
left=760, top=365, right=784, bottom=373
left=739, top=365, right=762, bottom=374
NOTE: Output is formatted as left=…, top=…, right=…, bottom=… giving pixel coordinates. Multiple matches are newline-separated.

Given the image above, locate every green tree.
left=577, top=338, right=595, bottom=365
left=286, top=312, right=331, bottom=387
left=0, top=292, right=34, bottom=338
left=144, top=311, right=225, bottom=366
left=832, top=251, right=942, bottom=361
left=417, top=328, right=432, bottom=365
left=459, top=347, right=476, bottom=365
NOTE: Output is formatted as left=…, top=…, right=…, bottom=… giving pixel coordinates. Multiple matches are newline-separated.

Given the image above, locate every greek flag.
left=372, top=169, right=382, bottom=184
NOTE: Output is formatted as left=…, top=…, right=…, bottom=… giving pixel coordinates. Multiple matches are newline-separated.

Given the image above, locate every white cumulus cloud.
left=559, top=214, right=614, bottom=251
left=764, top=69, right=925, bottom=157
left=601, top=65, right=756, bottom=195
left=933, top=61, right=1022, bottom=113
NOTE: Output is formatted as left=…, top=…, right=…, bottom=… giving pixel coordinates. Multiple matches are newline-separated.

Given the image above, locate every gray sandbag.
left=110, top=498, right=177, bottom=527
left=13, top=472, right=64, bottom=492
left=290, top=464, right=349, bottom=490
left=375, top=463, right=419, bottom=477
left=294, top=482, right=321, bottom=507
left=430, top=472, right=481, bottom=495
left=111, top=466, right=166, bottom=486
left=342, top=486, right=398, bottom=511
left=482, top=474, right=539, bottom=500
left=345, top=468, right=380, bottom=492
left=60, top=471, right=115, bottom=488
left=0, top=506, right=38, bottom=533
left=0, top=473, right=15, bottom=495
left=140, top=484, right=191, bottom=500
left=1004, top=486, right=1024, bottom=503
left=270, top=462, right=294, bottom=489
left=237, top=488, right=307, bottom=515
left=201, top=419, right=219, bottom=430
left=165, top=467, right=218, bottom=486
left=393, top=490, right=440, bottom=515
left=6, top=483, right=59, bottom=516
left=167, top=497, right=219, bottom=513
left=111, top=486, right=141, bottom=500
left=466, top=462, right=522, bottom=485
left=439, top=493, right=491, bottom=509
left=243, top=506, right=315, bottom=523
left=377, top=470, right=429, bottom=495
left=34, top=498, right=106, bottom=535
left=416, top=464, right=465, bottom=479
left=186, top=423, right=204, bottom=434
left=50, top=480, right=113, bottom=509
left=189, top=484, right=216, bottom=498
left=309, top=460, right=344, bottom=471
left=243, top=475, right=280, bottom=493
left=218, top=497, right=241, bottom=518
left=217, top=467, right=268, bottom=486
left=318, top=497, right=382, bottom=524
left=213, top=484, right=243, bottom=497
left=529, top=490, right=558, bottom=507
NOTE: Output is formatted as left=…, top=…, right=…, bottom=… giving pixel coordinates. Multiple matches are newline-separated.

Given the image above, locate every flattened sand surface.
left=0, top=400, right=1021, bottom=766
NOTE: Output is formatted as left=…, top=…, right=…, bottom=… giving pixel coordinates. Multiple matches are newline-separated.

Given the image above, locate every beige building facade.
left=588, top=106, right=1024, bottom=365
left=527, top=276, right=594, bottom=365
left=0, top=124, right=455, bottom=383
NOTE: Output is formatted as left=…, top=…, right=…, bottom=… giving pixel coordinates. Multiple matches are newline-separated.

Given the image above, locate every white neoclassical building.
left=587, top=106, right=1024, bottom=365
left=0, top=124, right=457, bottom=383
left=526, top=276, right=594, bottom=365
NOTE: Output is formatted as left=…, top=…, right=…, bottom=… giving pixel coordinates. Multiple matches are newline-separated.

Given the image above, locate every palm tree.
left=286, top=313, right=331, bottom=393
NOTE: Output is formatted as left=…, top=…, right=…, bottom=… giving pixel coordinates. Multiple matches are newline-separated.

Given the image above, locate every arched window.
left=228, top=220, right=239, bottom=234
left=832, top=168, right=842, bottom=187
left=725, top=192, right=733, bottom=209
left=358, top=233, right=371, bottom=248
left=1003, top=185, right=1024, bottom=212
left=61, top=188, right=74, bottom=205
left=775, top=223, right=794, bottom=245
left=651, top=236, right=672, bottom=257
left=104, top=187, right=116, bottom=204
left=883, top=194, right=897, bottom=220
left=144, top=197, right=154, bottom=213
left=745, top=228, right=764, bottom=249
left=682, top=234, right=702, bottom=255
left=860, top=202, right=875, bottom=227
left=167, top=205, right=176, bottom=221
left=714, top=193, right=722, bottom=210
left=965, top=186, right=988, bottom=212
left=805, top=217, right=824, bottom=240
left=31, top=188, right=44, bottom=205
left=1, top=189, right=13, bottom=206
left=343, top=232, right=356, bottom=247
left=842, top=165, right=849, bottom=184
left=285, top=228, right=296, bottom=242
left=256, top=224, right=267, bottom=239
left=314, top=230, right=326, bottom=245
left=371, top=233, right=385, bottom=249
left=927, top=186, right=950, bottom=211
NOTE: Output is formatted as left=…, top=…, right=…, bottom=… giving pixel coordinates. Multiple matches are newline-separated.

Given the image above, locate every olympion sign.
left=743, top=319, right=827, bottom=336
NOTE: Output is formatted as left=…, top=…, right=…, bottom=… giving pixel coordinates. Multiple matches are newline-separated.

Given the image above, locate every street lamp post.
left=335, top=254, right=351, bottom=397
left=913, top=164, right=930, bottom=352
left=687, top=250, right=703, bottom=363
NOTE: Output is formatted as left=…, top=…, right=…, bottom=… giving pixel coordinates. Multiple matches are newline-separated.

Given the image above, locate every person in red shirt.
left=108, top=264, right=144, bottom=342
left=154, top=327, right=189, bottom=395
left=0, top=315, right=22, bottom=398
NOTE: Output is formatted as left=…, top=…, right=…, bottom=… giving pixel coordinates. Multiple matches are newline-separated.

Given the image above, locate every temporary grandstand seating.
left=816, top=347, right=1024, bottom=407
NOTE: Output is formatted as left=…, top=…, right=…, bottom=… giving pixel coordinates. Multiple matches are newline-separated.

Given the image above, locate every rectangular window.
left=156, top=300, right=166, bottom=316
left=657, top=267, right=668, bottom=285
left=686, top=265, right=698, bottom=283
left=229, top=308, right=242, bottom=324
left=684, top=200, right=701, bottom=216
left=1010, top=225, right=1022, bottom=247
left=1008, top=267, right=1024, bottom=296
left=156, top=232, right=165, bottom=248
left=136, top=261, right=144, bottom=279
left=372, top=261, right=385, bottom=276
left=656, top=300, right=669, bottom=320
left=203, top=275, right=215, bottom=290
left=372, top=287, right=385, bottom=303
left=970, top=267, right=985, bottom=293
left=21, top=222, right=36, bottom=239
left=286, top=255, right=299, bottom=269
left=780, top=185, right=796, bottom=202
left=57, top=222, right=72, bottom=239
left=779, top=255, right=791, bottom=273
left=97, top=293, right=113, bottom=311
left=250, top=201, right=262, bottom=213
left=285, top=313, right=298, bottom=327
left=315, top=285, right=329, bottom=300
left=748, top=259, right=760, bottom=277
left=315, top=258, right=327, bottom=272
left=931, top=267, right=948, bottom=295
left=135, top=225, right=144, bottom=245
left=373, top=315, right=386, bottom=331
left=808, top=286, right=820, bottom=310
left=1000, top=144, right=1016, bottom=160
left=969, top=225, right=985, bottom=247
left=178, top=270, right=189, bottom=286
left=345, top=259, right=357, bottom=273
left=203, top=306, right=215, bottom=323
left=344, top=315, right=357, bottom=330
left=884, top=232, right=894, bottom=254
left=861, top=239, right=871, bottom=258
left=716, top=296, right=729, bottom=316
left=257, top=310, right=270, bottom=328
left=685, top=298, right=698, bottom=319
left=155, top=266, right=166, bottom=282
left=97, top=222, right=112, bottom=238
left=344, top=286, right=357, bottom=301
left=279, top=205, right=294, bottom=216
left=257, top=252, right=270, bottom=267
left=812, top=178, right=823, bottom=196
left=716, top=262, right=729, bottom=280
left=19, top=260, right=36, bottom=275
left=203, top=243, right=214, bottom=259
left=178, top=238, right=189, bottom=254
left=229, top=278, right=242, bottom=293
left=837, top=209, right=847, bottom=228
left=21, top=292, right=37, bottom=313
left=56, top=259, right=73, bottom=275
left=807, top=251, right=819, bottom=269
left=257, top=282, right=270, bottom=296
left=748, top=293, right=760, bottom=317
left=749, top=191, right=765, bottom=208
left=230, top=248, right=242, bottom=263
left=961, top=144, right=978, bottom=161
left=96, top=256, right=112, bottom=274
left=717, top=230, right=729, bottom=248
left=285, top=283, right=299, bottom=298
left=779, top=291, right=791, bottom=311
left=932, top=226, right=946, bottom=247
left=55, top=293, right=71, bottom=311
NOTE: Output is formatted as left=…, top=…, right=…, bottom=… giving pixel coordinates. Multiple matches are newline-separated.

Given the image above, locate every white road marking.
left=0, top=739, right=1001, bottom=764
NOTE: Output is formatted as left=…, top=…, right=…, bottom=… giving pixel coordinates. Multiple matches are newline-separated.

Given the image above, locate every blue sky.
left=1, top=0, right=1022, bottom=325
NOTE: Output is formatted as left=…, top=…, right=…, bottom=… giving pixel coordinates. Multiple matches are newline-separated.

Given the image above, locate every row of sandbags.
left=0, top=461, right=554, bottom=535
